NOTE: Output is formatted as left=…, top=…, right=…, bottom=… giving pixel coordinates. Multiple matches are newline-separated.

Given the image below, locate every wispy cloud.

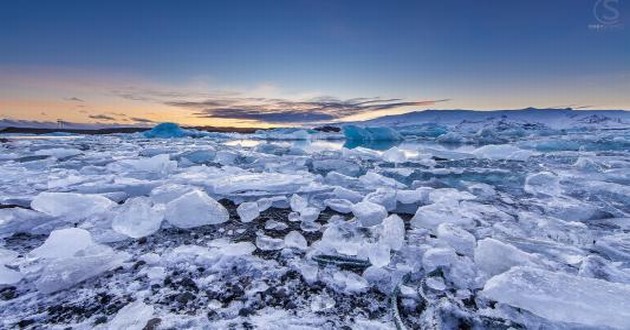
left=64, top=97, right=85, bottom=102
left=166, top=96, right=450, bottom=123
left=130, top=117, right=155, bottom=123
left=88, top=114, right=117, bottom=121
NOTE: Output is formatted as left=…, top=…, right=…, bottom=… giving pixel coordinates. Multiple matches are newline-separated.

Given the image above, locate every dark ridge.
left=0, top=126, right=266, bottom=135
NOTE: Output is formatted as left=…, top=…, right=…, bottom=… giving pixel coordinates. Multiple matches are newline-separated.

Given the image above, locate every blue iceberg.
left=143, top=123, right=190, bottom=138
left=342, top=125, right=402, bottom=142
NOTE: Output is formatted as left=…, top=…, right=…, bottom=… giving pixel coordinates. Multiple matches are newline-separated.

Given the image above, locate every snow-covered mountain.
left=357, top=108, right=630, bottom=129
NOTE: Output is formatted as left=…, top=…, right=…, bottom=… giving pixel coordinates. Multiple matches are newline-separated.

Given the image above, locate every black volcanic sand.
left=0, top=202, right=516, bottom=329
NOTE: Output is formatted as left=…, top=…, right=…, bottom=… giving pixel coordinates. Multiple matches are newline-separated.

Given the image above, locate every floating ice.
left=284, top=231, right=308, bottom=250
left=237, top=201, right=260, bottom=223
left=256, top=232, right=285, bottom=251
left=31, top=192, right=115, bottom=221
left=352, top=201, right=388, bottom=227
left=382, top=146, right=406, bottom=163
left=524, top=171, right=561, bottom=196
left=380, top=214, right=405, bottom=251
left=30, top=228, right=93, bottom=258
left=290, top=194, right=308, bottom=212
left=143, top=122, right=190, bottom=138
left=107, top=301, right=155, bottom=330
left=29, top=228, right=129, bottom=293
left=342, top=125, right=402, bottom=142
left=164, top=190, right=229, bottom=228
left=475, top=238, right=538, bottom=277
left=436, top=223, right=476, bottom=257
left=324, top=198, right=354, bottom=213
left=0, top=248, right=22, bottom=285
left=482, top=266, right=630, bottom=329
left=472, top=144, right=534, bottom=161
left=111, top=197, right=164, bottom=238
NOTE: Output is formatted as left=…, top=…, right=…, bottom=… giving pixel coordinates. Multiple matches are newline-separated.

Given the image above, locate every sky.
left=0, top=0, right=629, bottom=127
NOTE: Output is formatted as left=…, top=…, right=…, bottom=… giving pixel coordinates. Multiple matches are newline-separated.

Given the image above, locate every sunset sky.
left=1, top=0, right=628, bottom=127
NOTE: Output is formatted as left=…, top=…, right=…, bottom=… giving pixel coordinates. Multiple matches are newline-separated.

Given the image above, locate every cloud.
left=88, top=114, right=117, bottom=121
left=64, top=97, right=85, bottom=102
left=167, top=97, right=450, bottom=123
left=130, top=117, right=155, bottom=123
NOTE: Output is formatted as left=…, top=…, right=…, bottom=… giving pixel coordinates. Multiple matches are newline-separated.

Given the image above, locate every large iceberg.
left=482, top=266, right=630, bottom=329
left=143, top=122, right=193, bottom=138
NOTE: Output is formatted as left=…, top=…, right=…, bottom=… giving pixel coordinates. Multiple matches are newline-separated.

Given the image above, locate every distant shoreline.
left=0, top=126, right=263, bottom=135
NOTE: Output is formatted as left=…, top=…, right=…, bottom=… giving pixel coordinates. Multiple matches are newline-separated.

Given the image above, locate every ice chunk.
left=265, top=220, right=289, bottom=231
left=482, top=266, right=630, bottom=329
left=34, top=147, right=82, bottom=158
left=472, top=144, right=533, bottom=161
left=284, top=231, right=308, bottom=250
left=31, top=228, right=129, bottom=293
left=31, top=192, right=115, bottom=221
left=124, top=154, right=177, bottom=175
left=422, top=247, right=458, bottom=273
left=150, top=183, right=196, bottom=204
left=475, top=238, right=537, bottom=277
left=365, top=242, right=390, bottom=268
left=0, top=248, right=23, bottom=285
left=299, top=207, right=320, bottom=222
left=111, top=197, right=164, bottom=238
left=382, top=147, right=406, bottom=163
left=396, top=187, right=433, bottom=204
left=0, top=266, right=23, bottom=285
left=312, top=159, right=362, bottom=176
left=31, top=228, right=93, bottom=258
left=256, top=232, right=285, bottom=251
left=524, top=172, right=561, bottom=197
left=364, top=187, right=397, bottom=211
left=143, top=122, right=190, bottom=138
left=352, top=201, right=388, bottom=227
left=164, top=190, right=229, bottom=228
left=579, top=255, right=630, bottom=284
left=290, top=194, right=308, bottom=212
left=359, top=172, right=406, bottom=189
left=311, top=294, right=335, bottom=312
left=381, top=214, right=405, bottom=251
left=342, top=125, right=403, bottom=142
left=237, top=201, right=260, bottom=223
left=411, top=200, right=508, bottom=231
left=332, top=186, right=363, bottom=203
left=436, top=223, right=476, bottom=257
left=107, top=301, right=155, bottom=330
left=324, top=198, right=353, bottom=213
left=594, top=233, right=630, bottom=262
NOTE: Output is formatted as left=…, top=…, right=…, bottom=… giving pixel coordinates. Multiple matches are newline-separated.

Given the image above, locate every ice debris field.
left=1, top=110, right=629, bottom=329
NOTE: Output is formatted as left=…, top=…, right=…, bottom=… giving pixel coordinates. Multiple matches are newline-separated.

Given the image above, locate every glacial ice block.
left=143, top=122, right=190, bottom=138
left=482, top=266, right=630, bottom=329
left=164, top=190, right=229, bottom=228
left=31, top=192, right=115, bottom=221
left=342, top=125, right=402, bottom=141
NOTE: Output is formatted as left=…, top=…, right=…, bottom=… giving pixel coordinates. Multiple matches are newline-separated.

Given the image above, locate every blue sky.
left=0, top=0, right=628, bottom=126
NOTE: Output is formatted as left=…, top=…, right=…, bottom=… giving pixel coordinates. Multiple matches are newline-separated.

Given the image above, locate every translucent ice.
left=31, top=192, right=115, bottom=221
left=524, top=171, right=561, bottom=196
left=475, top=238, right=537, bottom=277
left=380, top=214, right=405, bottom=251
left=436, top=223, right=476, bottom=257
left=324, top=198, right=354, bottom=214
left=143, top=122, right=190, bottom=138
left=111, top=197, right=164, bottom=238
left=30, top=228, right=129, bottom=293
left=284, top=231, right=308, bottom=250
left=352, top=201, right=388, bottom=227
left=107, top=300, right=155, bottom=330
left=482, top=266, right=630, bottom=329
left=237, top=201, right=260, bottom=223
left=256, top=232, right=285, bottom=251
left=164, top=190, right=229, bottom=228
left=342, top=125, right=402, bottom=142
